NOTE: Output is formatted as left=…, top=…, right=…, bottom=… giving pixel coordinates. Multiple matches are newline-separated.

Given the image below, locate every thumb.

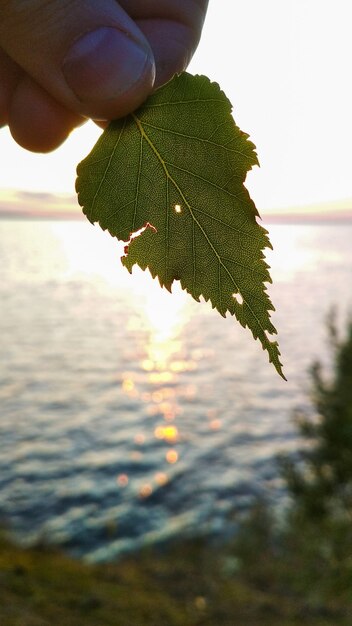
left=0, top=0, right=156, bottom=121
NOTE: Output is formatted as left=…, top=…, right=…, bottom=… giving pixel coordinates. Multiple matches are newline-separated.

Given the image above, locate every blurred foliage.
left=280, top=310, right=352, bottom=521
left=273, top=311, right=352, bottom=609
left=1, top=530, right=350, bottom=626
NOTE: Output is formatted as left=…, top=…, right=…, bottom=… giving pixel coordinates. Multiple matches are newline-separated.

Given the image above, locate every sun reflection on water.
left=154, top=472, right=169, bottom=486
left=48, top=222, right=127, bottom=284
left=124, top=271, right=197, bottom=473
left=48, top=222, right=197, bottom=485
left=266, top=224, right=325, bottom=281
left=166, top=449, right=179, bottom=464
left=154, top=425, right=179, bottom=443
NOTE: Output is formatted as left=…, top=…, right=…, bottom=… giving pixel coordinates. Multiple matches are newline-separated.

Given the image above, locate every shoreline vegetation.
left=1, top=305, right=352, bottom=622
left=0, top=531, right=348, bottom=626
left=1, top=511, right=352, bottom=626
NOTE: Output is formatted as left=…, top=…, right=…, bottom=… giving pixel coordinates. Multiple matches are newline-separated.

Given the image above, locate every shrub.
left=280, top=312, right=352, bottom=522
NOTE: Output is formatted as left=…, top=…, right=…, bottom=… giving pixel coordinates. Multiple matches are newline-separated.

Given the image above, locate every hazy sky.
left=0, top=0, right=351, bottom=213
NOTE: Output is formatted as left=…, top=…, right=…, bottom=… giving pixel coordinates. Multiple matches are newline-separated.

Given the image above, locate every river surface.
left=0, top=219, right=351, bottom=561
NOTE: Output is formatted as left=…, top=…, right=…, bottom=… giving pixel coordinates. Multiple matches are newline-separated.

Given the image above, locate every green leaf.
left=76, top=72, right=285, bottom=379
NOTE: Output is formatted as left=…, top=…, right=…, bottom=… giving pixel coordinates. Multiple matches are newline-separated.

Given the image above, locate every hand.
left=0, top=0, right=208, bottom=152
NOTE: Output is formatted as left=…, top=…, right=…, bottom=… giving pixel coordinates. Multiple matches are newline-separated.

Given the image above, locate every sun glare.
left=128, top=268, right=192, bottom=377
left=49, top=221, right=194, bottom=475
left=48, top=222, right=127, bottom=285
left=266, top=225, right=322, bottom=281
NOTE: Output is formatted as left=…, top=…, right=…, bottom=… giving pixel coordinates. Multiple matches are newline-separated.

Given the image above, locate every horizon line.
left=0, top=188, right=351, bottom=224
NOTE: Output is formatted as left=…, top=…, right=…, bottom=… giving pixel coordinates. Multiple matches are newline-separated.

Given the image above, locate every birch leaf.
left=76, top=72, right=285, bottom=378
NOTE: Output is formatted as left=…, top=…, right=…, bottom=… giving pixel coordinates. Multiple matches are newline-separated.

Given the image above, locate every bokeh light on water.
left=1, top=219, right=352, bottom=561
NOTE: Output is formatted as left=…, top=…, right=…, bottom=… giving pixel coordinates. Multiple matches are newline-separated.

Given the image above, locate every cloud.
left=0, top=189, right=80, bottom=219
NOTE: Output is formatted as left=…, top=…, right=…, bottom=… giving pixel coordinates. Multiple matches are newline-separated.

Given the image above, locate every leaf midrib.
left=131, top=113, right=270, bottom=338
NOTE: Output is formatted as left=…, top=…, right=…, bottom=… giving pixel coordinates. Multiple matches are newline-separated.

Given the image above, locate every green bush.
left=280, top=311, right=352, bottom=522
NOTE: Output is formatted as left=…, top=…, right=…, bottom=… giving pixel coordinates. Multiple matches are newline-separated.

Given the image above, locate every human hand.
left=0, top=0, right=208, bottom=152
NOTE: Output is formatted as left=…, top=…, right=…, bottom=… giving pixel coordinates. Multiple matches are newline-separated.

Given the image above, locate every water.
left=0, top=219, right=351, bottom=562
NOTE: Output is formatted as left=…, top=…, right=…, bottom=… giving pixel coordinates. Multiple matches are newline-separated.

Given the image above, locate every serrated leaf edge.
left=126, top=112, right=285, bottom=380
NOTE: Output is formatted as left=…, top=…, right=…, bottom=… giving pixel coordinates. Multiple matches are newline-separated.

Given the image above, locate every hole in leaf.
left=233, top=292, right=243, bottom=305
left=123, top=222, right=157, bottom=256
left=174, top=204, right=182, bottom=214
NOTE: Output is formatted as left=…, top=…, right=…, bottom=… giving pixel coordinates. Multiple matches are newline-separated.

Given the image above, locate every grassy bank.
left=1, top=526, right=351, bottom=626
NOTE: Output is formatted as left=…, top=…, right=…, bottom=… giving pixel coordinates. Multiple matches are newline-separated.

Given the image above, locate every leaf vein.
left=139, top=121, right=251, bottom=157
left=132, top=113, right=270, bottom=339
left=89, top=120, right=126, bottom=219
left=165, top=162, right=245, bottom=200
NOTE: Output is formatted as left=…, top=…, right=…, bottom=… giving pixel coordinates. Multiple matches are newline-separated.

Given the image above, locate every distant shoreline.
left=1, top=189, right=351, bottom=225
left=0, top=210, right=84, bottom=221
left=1, top=211, right=352, bottom=226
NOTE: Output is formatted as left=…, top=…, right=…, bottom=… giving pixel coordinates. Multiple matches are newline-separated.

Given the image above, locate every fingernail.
left=63, top=27, right=155, bottom=106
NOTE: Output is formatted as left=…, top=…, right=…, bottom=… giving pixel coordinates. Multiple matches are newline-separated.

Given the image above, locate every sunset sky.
left=0, top=0, right=351, bottom=217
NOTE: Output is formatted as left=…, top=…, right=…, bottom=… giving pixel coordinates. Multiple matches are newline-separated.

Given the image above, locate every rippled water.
left=0, top=219, right=351, bottom=561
